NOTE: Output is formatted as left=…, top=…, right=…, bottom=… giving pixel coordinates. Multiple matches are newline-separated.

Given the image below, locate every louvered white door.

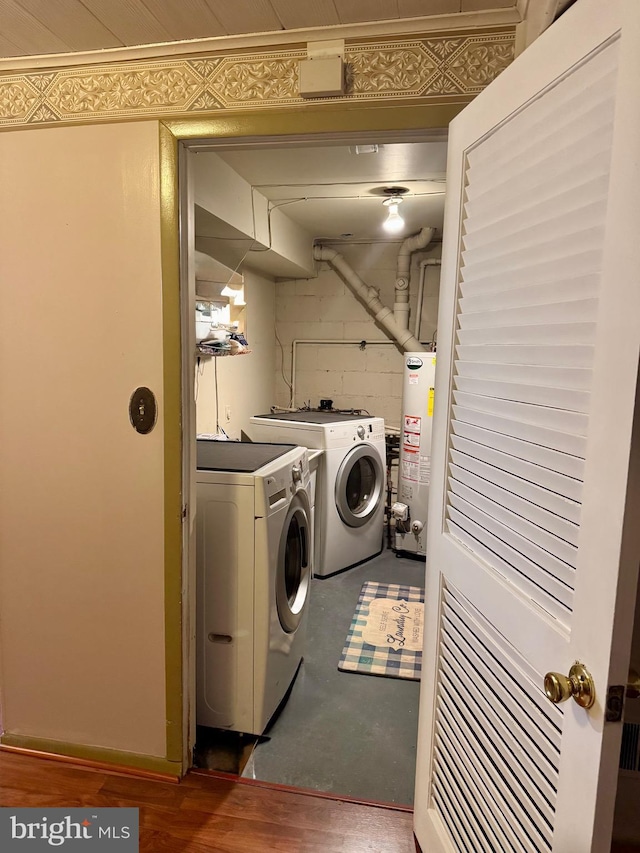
left=414, top=1, right=640, bottom=851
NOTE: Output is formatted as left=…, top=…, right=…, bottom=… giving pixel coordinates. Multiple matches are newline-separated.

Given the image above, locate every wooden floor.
left=0, top=750, right=416, bottom=852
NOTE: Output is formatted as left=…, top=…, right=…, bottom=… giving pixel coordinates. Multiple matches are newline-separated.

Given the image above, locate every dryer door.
left=335, top=444, right=384, bottom=529
left=276, top=491, right=311, bottom=633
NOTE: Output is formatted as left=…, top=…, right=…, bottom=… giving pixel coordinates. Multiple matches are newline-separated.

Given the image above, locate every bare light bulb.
left=383, top=196, right=405, bottom=234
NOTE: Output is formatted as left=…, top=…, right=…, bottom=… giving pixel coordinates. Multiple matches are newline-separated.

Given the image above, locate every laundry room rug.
left=338, top=581, right=424, bottom=681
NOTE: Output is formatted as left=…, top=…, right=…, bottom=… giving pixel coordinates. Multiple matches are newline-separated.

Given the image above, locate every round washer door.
left=276, top=492, right=311, bottom=633
left=335, top=444, right=384, bottom=528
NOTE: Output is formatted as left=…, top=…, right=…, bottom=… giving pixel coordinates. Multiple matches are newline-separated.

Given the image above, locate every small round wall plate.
left=129, top=386, right=157, bottom=435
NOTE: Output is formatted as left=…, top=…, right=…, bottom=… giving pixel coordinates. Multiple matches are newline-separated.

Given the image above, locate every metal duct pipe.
left=393, top=227, right=436, bottom=329
left=313, top=245, right=425, bottom=353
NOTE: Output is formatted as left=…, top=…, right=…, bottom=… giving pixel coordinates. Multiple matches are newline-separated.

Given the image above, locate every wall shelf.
left=196, top=346, right=251, bottom=358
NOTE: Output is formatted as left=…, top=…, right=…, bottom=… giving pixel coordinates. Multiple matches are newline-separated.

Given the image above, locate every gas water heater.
left=394, top=352, right=436, bottom=558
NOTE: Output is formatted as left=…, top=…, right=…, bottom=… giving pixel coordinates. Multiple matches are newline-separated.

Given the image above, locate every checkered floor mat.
left=338, top=581, right=424, bottom=681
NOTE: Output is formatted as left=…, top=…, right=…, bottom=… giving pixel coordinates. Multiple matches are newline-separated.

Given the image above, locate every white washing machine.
left=249, top=413, right=386, bottom=577
left=196, top=439, right=312, bottom=735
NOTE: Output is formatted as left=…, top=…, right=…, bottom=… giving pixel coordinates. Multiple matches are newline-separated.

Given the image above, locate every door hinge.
left=181, top=504, right=188, bottom=521
left=605, top=685, right=625, bottom=722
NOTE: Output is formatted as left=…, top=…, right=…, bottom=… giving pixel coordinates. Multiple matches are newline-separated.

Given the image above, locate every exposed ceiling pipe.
left=393, top=227, right=436, bottom=331
left=314, top=245, right=425, bottom=353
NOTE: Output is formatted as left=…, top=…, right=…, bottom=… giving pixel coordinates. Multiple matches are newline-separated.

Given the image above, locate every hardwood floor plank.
left=98, top=774, right=188, bottom=807
left=0, top=750, right=415, bottom=852
left=182, top=788, right=415, bottom=841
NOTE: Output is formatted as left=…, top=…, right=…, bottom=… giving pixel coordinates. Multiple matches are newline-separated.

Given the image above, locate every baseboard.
left=0, top=734, right=182, bottom=781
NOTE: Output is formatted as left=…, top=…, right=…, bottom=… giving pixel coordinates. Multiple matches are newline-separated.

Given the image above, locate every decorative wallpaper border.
left=0, top=29, right=515, bottom=130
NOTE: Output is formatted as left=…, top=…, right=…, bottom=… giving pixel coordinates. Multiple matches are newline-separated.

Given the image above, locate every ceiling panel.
left=462, top=0, right=515, bottom=8
left=200, top=141, right=447, bottom=272
left=0, top=0, right=71, bottom=53
left=0, top=32, right=22, bottom=54
left=269, top=0, right=341, bottom=29
left=140, top=0, right=226, bottom=39
left=217, top=142, right=448, bottom=188
left=333, top=0, right=399, bottom=25
left=0, top=0, right=519, bottom=60
left=205, top=0, right=283, bottom=34
left=14, top=0, right=123, bottom=50
left=397, top=0, right=461, bottom=15
left=79, top=0, right=172, bottom=46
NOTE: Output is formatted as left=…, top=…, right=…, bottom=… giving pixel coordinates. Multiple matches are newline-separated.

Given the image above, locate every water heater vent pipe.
left=393, top=227, right=435, bottom=330
left=313, top=245, right=425, bottom=353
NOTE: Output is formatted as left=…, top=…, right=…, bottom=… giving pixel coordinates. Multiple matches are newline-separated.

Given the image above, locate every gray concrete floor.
left=242, top=549, right=425, bottom=805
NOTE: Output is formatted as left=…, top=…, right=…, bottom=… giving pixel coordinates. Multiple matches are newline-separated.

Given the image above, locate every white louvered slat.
left=432, top=587, right=562, bottom=852
left=435, top=731, right=523, bottom=853
left=457, top=298, right=598, bottom=331
left=456, top=322, right=596, bottom=347
left=455, top=344, right=594, bottom=367
left=434, top=759, right=494, bottom=853
left=439, top=675, right=553, bottom=851
left=449, top=463, right=579, bottom=546
left=455, top=361, right=592, bottom=391
left=464, top=153, right=610, bottom=241
left=465, top=140, right=611, bottom=218
left=440, top=654, right=557, bottom=820
left=466, top=48, right=618, bottom=172
left=448, top=491, right=575, bottom=590
left=461, top=229, right=604, bottom=287
left=449, top=479, right=577, bottom=569
left=444, top=590, right=564, bottom=731
left=462, top=185, right=608, bottom=256
left=451, top=421, right=585, bottom=479
left=453, top=376, right=590, bottom=413
left=452, top=404, right=586, bottom=457
left=444, top=606, right=562, bottom=763
left=450, top=435, right=582, bottom=502
left=458, top=274, right=600, bottom=314
left=447, top=518, right=570, bottom=622
left=452, top=391, right=589, bottom=436
left=437, top=711, right=531, bottom=853
left=450, top=448, right=581, bottom=524
left=447, top=503, right=574, bottom=616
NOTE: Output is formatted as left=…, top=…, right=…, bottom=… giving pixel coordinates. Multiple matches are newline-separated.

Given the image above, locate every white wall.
left=0, top=122, right=168, bottom=760
left=274, top=241, right=441, bottom=427
left=196, top=269, right=276, bottom=436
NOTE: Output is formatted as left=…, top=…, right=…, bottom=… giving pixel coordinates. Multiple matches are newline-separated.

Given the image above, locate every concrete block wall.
left=274, top=241, right=441, bottom=429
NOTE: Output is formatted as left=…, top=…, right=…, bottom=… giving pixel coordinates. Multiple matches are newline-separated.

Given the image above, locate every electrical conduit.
left=313, top=245, right=425, bottom=353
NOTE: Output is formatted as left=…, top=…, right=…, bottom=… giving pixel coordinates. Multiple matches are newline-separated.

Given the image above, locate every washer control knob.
left=357, top=425, right=365, bottom=440
left=292, top=464, right=302, bottom=483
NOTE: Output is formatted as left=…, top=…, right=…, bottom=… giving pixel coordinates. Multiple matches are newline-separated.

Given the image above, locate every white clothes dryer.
left=249, top=413, right=386, bottom=577
left=196, top=440, right=312, bottom=735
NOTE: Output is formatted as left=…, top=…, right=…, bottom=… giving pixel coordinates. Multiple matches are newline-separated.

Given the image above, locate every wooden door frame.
left=160, top=103, right=462, bottom=775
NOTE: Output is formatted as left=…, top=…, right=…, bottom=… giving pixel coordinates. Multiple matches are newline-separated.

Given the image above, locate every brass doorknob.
left=544, top=663, right=595, bottom=709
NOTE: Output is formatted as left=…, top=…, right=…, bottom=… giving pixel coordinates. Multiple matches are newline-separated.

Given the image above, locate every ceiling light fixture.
left=381, top=187, right=409, bottom=234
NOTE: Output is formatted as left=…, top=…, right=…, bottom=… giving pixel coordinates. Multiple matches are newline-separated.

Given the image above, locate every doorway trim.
left=161, top=102, right=461, bottom=774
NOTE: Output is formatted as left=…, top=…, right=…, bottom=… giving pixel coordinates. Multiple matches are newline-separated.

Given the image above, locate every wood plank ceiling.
left=0, top=0, right=518, bottom=59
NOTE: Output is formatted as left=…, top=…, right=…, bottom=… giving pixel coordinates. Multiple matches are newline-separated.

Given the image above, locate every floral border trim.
left=0, top=30, right=514, bottom=129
